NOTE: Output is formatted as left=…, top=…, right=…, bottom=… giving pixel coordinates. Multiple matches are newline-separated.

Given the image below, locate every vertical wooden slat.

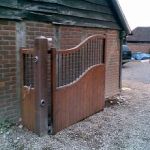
left=57, top=54, right=59, bottom=87
left=80, top=48, right=82, bottom=75
left=73, top=52, right=76, bottom=81
left=51, top=48, right=57, bottom=133
left=61, top=54, right=63, bottom=86
left=20, top=48, right=24, bottom=126
left=30, top=54, right=32, bottom=86
left=87, top=43, right=89, bottom=68
left=71, top=53, right=74, bottom=81
left=59, top=54, right=62, bottom=87
left=97, top=38, right=100, bottom=64
left=77, top=50, right=80, bottom=77
left=64, top=54, right=67, bottom=84
left=68, top=53, right=71, bottom=83
left=91, top=39, right=94, bottom=65
left=34, top=37, right=48, bottom=136
left=62, top=55, right=64, bottom=86
left=91, top=39, right=93, bottom=66
left=84, top=44, right=87, bottom=70
left=66, top=54, right=69, bottom=84
left=98, top=38, right=101, bottom=63
left=20, top=49, right=24, bottom=88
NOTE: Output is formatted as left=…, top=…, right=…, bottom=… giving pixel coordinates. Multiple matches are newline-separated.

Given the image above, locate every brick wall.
left=0, top=20, right=19, bottom=122
left=105, top=30, right=120, bottom=97
left=0, top=20, right=120, bottom=122
left=128, top=43, right=150, bottom=53
left=26, top=21, right=54, bottom=48
left=25, top=23, right=120, bottom=98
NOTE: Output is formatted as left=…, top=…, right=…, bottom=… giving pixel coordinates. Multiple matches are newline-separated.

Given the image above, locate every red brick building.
left=0, top=0, right=130, bottom=123
left=127, top=27, right=150, bottom=53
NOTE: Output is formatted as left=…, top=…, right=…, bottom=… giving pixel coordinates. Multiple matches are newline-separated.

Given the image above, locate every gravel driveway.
left=0, top=61, right=150, bottom=150
left=122, top=61, right=150, bottom=84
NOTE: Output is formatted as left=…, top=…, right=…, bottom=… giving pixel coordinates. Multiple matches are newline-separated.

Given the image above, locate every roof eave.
left=111, top=0, right=131, bottom=34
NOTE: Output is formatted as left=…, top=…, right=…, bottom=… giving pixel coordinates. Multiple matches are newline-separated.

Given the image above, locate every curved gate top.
left=51, top=34, right=106, bottom=133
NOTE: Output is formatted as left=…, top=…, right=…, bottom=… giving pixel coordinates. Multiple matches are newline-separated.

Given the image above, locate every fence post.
left=34, top=36, right=48, bottom=136
left=50, top=48, right=57, bottom=134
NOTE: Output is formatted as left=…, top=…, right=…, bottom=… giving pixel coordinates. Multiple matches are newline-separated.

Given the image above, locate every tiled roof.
left=127, top=27, right=150, bottom=42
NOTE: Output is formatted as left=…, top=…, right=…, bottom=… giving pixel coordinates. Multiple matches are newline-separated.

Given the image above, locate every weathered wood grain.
left=0, top=0, right=121, bottom=30
left=53, top=64, right=105, bottom=133
left=22, top=87, right=36, bottom=131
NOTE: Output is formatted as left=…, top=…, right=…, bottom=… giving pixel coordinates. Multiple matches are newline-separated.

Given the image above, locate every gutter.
left=119, top=31, right=123, bottom=90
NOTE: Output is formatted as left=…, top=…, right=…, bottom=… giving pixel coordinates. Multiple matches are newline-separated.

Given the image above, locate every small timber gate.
left=21, top=35, right=106, bottom=135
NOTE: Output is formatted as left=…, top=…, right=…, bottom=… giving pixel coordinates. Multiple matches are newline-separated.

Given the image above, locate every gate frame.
left=34, top=37, right=49, bottom=136
left=21, top=34, right=106, bottom=135
left=50, top=34, right=106, bottom=133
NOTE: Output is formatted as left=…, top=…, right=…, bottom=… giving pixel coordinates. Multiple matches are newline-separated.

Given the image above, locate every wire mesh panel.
left=56, top=35, right=105, bottom=87
left=23, top=54, right=34, bottom=87
left=51, top=34, right=106, bottom=133
left=20, top=48, right=36, bottom=132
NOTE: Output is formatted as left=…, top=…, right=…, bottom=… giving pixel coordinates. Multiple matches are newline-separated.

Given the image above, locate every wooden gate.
left=21, top=35, right=106, bottom=135
left=51, top=35, right=106, bottom=133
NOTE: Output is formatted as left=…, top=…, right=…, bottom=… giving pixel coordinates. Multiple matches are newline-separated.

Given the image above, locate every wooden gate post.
left=50, top=47, right=57, bottom=134
left=34, top=36, right=48, bottom=136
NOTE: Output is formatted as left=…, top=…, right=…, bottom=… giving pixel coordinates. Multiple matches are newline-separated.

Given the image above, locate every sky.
left=118, top=0, right=150, bottom=30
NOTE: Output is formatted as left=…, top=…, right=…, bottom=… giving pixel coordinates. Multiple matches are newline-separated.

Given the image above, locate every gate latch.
left=40, top=99, right=46, bottom=107
left=33, top=56, right=38, bottom=63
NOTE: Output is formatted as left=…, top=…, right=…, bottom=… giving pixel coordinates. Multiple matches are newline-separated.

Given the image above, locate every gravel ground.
left=0, top=61, right=150, bottom=150
left=122, top=61, right=150, bottom=84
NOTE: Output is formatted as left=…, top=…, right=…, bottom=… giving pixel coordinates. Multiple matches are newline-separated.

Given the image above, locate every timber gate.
left=20, top=35, right=106, bottom=135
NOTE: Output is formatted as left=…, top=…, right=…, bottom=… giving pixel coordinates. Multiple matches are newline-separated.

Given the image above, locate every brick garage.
left=0, top=0, right=130, bottom=123
left=127, top=43, right=150, bottom=53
